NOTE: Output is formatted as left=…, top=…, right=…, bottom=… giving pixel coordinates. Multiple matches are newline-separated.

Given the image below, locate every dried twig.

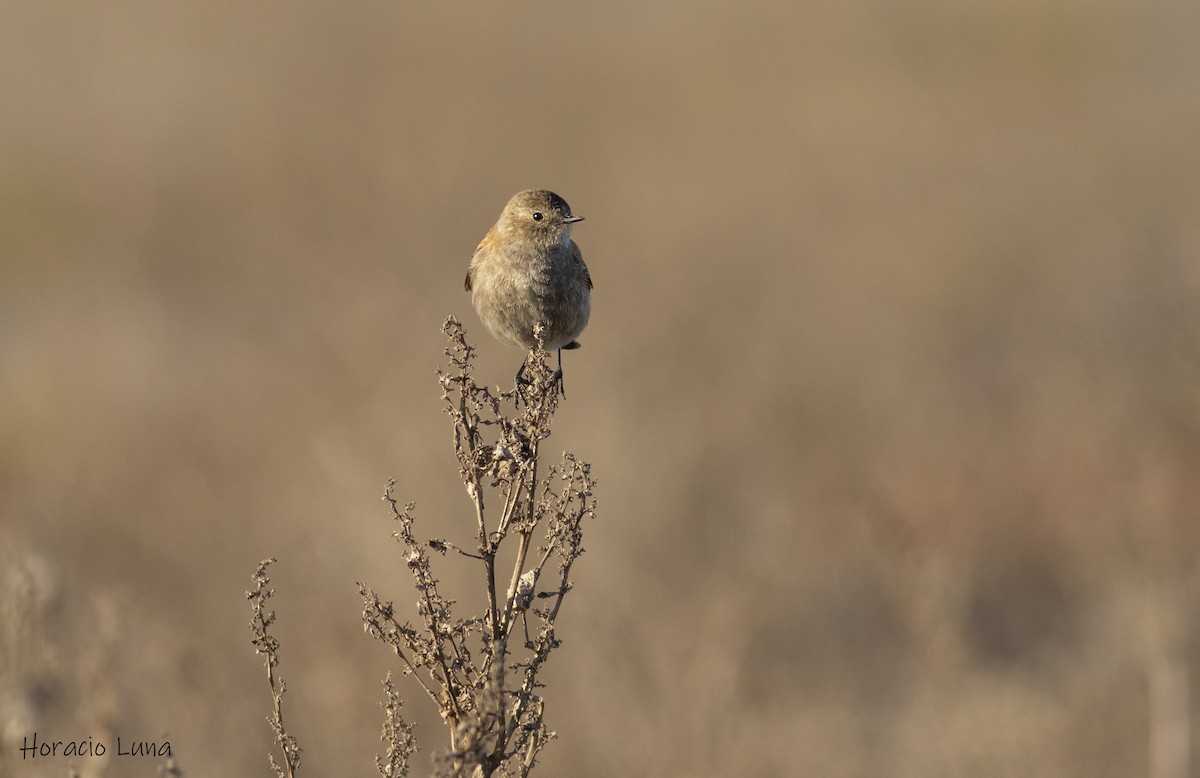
left=361, top=317, right=597, bottom=777
left=248, top=558, right=302, bottom=778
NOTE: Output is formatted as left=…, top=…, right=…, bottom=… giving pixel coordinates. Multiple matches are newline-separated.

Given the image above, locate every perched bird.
left=465, top=189, right=592, bottom=388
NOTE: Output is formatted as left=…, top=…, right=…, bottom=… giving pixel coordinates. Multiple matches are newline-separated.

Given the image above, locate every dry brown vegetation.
left=2, top=1, right=1200, bottom=776
left=355, top=320, right=595, bottom=776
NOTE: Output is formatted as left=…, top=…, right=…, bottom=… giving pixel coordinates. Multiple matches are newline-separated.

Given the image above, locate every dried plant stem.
left=360, top=317, right=596, bottom=777
left=245, top=319, right=593, bottom=777
left=247, top=559, right=302, bottom=778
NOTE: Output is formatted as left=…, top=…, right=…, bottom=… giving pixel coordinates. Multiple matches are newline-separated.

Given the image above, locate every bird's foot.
left=513, top=361, right=533, bottom=407
left=554, top=348, right=566, bottom=397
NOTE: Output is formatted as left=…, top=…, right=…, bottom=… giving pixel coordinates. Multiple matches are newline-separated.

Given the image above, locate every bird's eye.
left=531, top=212, right=543, bottom=221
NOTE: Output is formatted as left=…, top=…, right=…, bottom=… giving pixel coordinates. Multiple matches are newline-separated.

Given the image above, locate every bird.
left=465, top=189, right=592, bottom=391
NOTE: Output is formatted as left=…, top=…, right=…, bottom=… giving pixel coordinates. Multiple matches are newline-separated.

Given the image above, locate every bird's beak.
left=563, top=215, right=585, bottom=223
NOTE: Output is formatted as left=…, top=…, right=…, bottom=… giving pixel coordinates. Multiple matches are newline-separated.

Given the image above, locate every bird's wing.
left=571, top=241, right=592, bottom=289
left=466, top=229, right=500, bottom=292
left=465, top=238, right=487, bottom=292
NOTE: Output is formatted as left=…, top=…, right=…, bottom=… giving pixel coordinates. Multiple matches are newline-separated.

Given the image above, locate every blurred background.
left=3, top=1, right=1200, bottom=775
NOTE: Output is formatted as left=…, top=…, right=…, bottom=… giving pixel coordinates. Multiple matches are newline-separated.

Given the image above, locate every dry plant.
left=246, top=319, right=596, bottom=777
left=359, top=317, right=596, bottom=777
left=247, top=558, right=302, bottom=778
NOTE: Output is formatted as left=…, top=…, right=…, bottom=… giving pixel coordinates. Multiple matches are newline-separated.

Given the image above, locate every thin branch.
left=358, top=318, right=596, bottom=777
left=247, top=559, right=301, bottom=778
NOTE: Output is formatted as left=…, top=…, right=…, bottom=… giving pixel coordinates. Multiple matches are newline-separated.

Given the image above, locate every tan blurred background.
left=3, top=1, right=1200, bottom=776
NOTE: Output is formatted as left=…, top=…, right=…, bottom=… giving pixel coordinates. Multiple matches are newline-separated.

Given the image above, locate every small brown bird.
left=465, top=189, right=592, bottom=386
